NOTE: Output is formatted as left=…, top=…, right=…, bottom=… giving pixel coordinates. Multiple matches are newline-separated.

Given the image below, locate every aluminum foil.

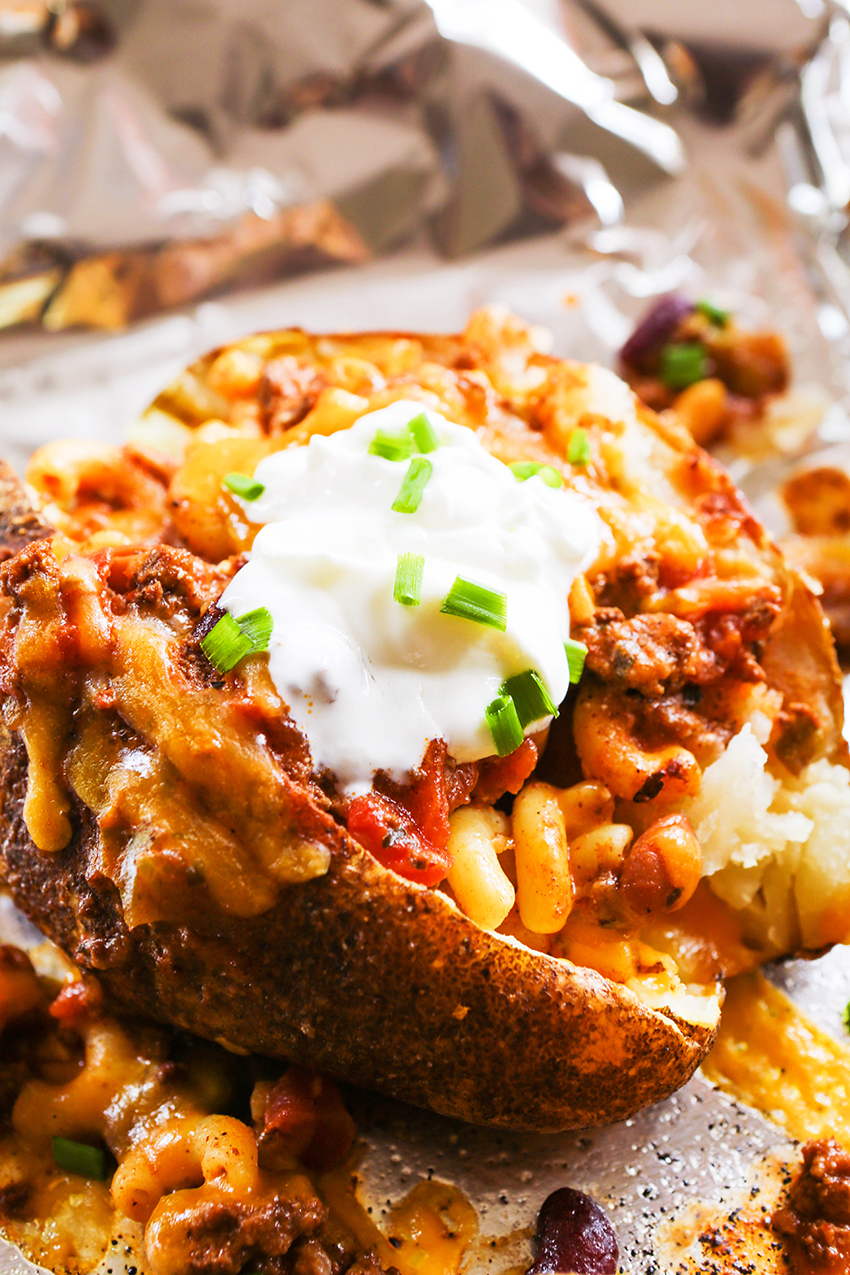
left=0, top=0, right=828, bottom=332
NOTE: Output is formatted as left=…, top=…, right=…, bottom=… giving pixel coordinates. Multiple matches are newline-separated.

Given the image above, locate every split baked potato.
left=0, top=308, right=848, bottom=1132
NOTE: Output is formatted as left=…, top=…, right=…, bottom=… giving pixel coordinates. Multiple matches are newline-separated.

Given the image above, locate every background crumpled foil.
left=0, top=0, right=841, bottom=337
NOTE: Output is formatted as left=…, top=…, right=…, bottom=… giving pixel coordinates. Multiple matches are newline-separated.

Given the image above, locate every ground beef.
left=591, top=550, right=660, bottom=614
left=147, top=1187, right=326, bottom=1275
left=581, top=611, right=720, bottom=698
left=260, top=358, right=327, bottom=433
left=772, top=1139, right=850, bottom=1271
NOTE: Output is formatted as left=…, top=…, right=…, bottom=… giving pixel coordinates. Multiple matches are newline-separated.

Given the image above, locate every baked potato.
left=0, top=307, right=848, bottom=1132
left=780, top=463, right=850, bottom=650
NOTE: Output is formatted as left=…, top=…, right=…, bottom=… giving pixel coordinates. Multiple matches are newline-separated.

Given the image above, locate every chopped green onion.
left=201, top=612, right=253, bottom=673
left=201, top=606, right=274, bottom=673
left=564, top=638, right=588, bottom=685
left=659, top=342, right=708, bottom=389
left=696, top=299, right=731, bottom=328
left=223, top=472, right=265, bottom=501
left=501, top=669, right=558, bottom=728
left=394, top=553, right=424, bottom=606
left=843, top=1000, right=850, bottom=1034
left=567, top=429, right=591, bottom=467
left=52, top=1137, right=109, bottom=1181
left=235, top=606, right=274, bottom=651
left=392, top=456, right=432, bottom=514
left=537, top=465, right=563, bottom=488
left=408, top=411, right=440, bottom=453
left=510, top=460, right=563, bottom=487
left=369, top=428, right=414, bottom=462
left=440, top=577, right=507, bottom=631
left=485, top=694, right=524, bottom=758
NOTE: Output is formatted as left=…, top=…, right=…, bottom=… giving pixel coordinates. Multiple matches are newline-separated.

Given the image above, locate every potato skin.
left=0, top=731, right=710, bottom=1132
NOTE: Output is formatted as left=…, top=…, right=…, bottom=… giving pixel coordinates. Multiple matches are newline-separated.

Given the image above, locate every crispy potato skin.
left=0, top=731, right=709, bottom=1132
left=0, top=463, right=52, bottom=559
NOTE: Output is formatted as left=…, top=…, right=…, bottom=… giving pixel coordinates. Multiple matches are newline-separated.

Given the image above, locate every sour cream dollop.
left=219, top=401, right=604, bottom=792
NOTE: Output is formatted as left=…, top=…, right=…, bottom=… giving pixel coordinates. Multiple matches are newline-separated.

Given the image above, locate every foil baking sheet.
left=0, top=0, right=832, bottom=330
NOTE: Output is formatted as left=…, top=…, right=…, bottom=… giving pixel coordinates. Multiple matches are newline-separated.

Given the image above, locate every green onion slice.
left=408, top=411, right=440, bottom=453
left=223, top=472, right=265, bottom=501
left=501, top=669, right=558, bottom=728
left=564, top=638, right=588, bottom=685
left=843, top=999, right=850, bottom=1034
left=369, top=428, right=414, bottom=462
left=235, top=606, right=274, bottom=650
left=201, top=606, right=274, bottom=673
left=567, top=428, right=591, bottom=467
left=52, top=1137, right=109, bottom=1181
left=392, top=456, right=432, bottom=514
left=538, top=464, right=563, bottom=488
left=485, top=694, right=524, bottom=758
left=696, top=299, right=731, bottom=328
left=394, top=552, right=424, bottom=606
left=440, top=577, right=507, bottom=631
left=659, top=342, right=708, bottom=389
left=510, top=460, right=563, bottom=487
left=201, top=612, right=253, bottom=673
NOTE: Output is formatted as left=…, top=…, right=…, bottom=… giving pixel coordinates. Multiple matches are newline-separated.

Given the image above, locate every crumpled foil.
left=0, top=0, right=832, bottom=334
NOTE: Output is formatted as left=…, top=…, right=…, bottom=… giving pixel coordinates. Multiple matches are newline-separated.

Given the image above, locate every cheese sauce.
left=219, top=401, right=603, bottom=792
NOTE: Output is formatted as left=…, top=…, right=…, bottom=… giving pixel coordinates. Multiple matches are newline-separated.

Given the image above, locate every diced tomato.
left=261, top=1066, right=356, bottom=1172
left=377, top=738, right=451, bottom=850
left=346, top=791, right=451, bottom=886
left=49, top=979, right=103, bottom=1030
left=473, top=736, right=538, bottom=805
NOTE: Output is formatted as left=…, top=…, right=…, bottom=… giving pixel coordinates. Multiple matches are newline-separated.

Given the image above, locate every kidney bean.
left=526, top=1187, right=619, bottom=1275
left=620, top=294, right=694, bottom=369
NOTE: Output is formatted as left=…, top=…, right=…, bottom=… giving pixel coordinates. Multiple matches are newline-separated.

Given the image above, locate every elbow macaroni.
left=445, top=806, right=514, bottom=931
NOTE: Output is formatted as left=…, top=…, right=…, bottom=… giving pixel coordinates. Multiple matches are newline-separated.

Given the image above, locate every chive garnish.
left=408, top=411, right=440, bottom=454
left=659, top=342, right=708, bottom=389
left=369, top=428, right=414, bottom=462
left=201, top=606, right=275, bottom=673
left=201, top=612, right=253, bottom=673
left=564, top=637, right=588, bottom=684
left=223, top=472, right=265, bottom=501
left=843, top=1000, right=850, bottom=1034
left=440, top=577, right=507, bottom=631
left=392, top=457, right=432, bottom=514
left=501, top=669, right=558, bottom=728
left=235, top=607, right=274, bottom=650
left=567, top=428, right=591, bottom=467
left=394, top=553, right=424, bottom=606
left=485, top=694, right=524, bottom=758
left=696, top=299, right=730, bottom=328
left=509, top=460, right=563, bottom=488
left=52, top=1137, right=108, bottom=1181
